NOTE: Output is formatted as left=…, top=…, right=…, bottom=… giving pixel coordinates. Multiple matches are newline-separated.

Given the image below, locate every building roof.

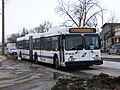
left=102, top=23, right=120, bottom=28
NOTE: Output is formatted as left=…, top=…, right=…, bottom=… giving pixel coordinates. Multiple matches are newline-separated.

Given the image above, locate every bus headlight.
left=68, top=56, right=76, bottom=61
left=93, top=55, right=100, bottom=60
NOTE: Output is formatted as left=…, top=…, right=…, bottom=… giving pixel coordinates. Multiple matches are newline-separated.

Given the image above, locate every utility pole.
left=2, top=0, right=5, bottom=55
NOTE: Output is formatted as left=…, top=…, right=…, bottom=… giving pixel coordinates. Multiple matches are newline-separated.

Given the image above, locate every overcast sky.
left=0, top=0, right=120, bottom=41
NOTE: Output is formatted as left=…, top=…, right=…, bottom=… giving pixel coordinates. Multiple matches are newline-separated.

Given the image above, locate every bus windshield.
left=65, top=34, right=100, bottom=50
left=65, top=35, right=83, bottom=50
left=84, top=34, right=100, bottom=50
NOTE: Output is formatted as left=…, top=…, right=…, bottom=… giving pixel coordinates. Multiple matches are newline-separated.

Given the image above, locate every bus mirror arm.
left=60, top=46, right=64, bottom=51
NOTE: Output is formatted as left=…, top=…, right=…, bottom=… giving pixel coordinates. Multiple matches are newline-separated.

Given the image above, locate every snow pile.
left=52, top=73, right=120, bottom=90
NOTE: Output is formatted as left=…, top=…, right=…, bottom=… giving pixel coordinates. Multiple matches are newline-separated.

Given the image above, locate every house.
left=101, top=23, right=120, bottom=52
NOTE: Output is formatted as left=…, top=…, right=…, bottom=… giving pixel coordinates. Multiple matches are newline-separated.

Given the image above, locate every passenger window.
left=51, top=36, right=59, bottom=51
left=45, top=37, right=51, bottom=51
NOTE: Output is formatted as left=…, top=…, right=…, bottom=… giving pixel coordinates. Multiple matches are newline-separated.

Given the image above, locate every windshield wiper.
left=91, top=50, right=94, bottom=53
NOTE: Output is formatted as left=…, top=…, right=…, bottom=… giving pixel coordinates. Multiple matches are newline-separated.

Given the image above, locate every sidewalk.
left=101, top=53, right=120, bottom=62
left=101, top=53, right=120, bottom=59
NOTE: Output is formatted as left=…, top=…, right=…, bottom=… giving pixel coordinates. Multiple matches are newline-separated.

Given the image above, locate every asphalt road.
left=0, top=53, right=120, bottom=90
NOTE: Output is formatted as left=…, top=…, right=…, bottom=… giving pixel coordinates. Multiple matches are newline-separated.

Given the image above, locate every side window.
left=51, top=36, right=59, bottom=51
left=33, top=38, right=40, bottom=50
left=45, top=37, right=51, bottom=51
left=36, top=38, right=40, bottom=49
left=24, top=40, right=29, bottom=50
left=40, top=37, right=46, bottom=50
left=33, top=39, right=36, bottom=49
left=17, top=41, right=23, bottom=49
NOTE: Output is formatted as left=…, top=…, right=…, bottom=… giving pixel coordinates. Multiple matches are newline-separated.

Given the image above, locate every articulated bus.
left=17, top=27, right=103, bottom=68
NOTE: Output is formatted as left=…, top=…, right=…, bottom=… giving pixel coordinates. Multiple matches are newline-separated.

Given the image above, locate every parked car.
left=107, top=44, right=120, bottom=55
left=7, top=47, right=17, bottom=55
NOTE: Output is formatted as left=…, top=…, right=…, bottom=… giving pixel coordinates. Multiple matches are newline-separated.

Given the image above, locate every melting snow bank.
left=51, top=73, right=120, bottom=90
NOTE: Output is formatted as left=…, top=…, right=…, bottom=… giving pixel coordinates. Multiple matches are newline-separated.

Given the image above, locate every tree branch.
left=85, top=10, right=102, bottom=26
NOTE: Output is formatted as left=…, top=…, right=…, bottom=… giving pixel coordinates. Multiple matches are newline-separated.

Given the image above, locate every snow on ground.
left=100, top=61, right=120, bottom=69
left=101, top=53, right=120, bottom=69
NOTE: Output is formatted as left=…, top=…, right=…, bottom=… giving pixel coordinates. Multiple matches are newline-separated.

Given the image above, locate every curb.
left=101, top=57, right=120, bottom=62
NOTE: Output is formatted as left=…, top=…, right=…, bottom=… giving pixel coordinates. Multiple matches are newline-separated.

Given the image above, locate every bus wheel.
left=54, top=56, right=59, bottom=69
left=34, top=52, right=38, bottom=63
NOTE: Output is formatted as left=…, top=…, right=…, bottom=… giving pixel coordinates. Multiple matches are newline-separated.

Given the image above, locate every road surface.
left=0, top=53, right=120, bottom=90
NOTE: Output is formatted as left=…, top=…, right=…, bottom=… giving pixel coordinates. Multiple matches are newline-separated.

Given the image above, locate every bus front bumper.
left=65, top=60, right=103, bottom=67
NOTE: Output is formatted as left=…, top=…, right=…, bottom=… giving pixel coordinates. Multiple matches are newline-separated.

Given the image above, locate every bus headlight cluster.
left=93, top=55, right=100, bottom=60
left=68, top=56, right=76, bottom=61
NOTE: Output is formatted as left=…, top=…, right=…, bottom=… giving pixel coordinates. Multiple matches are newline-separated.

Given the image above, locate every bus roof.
left=17, top=27, right=97, bottom=41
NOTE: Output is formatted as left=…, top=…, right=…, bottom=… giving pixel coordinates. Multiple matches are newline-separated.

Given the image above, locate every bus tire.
left=34, top=52, right=38, bottom=63
left=54, top=56, right=59, bottom=69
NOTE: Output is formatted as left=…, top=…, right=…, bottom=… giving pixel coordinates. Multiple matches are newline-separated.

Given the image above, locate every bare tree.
left=29, top=28, right=35, bottom=34
left=21, top=28, right=29, bottom=36
left=34, top=24, right=45, bottom=33
left=87, top=15, right=98, bottom=28
left=44, top=21, right=52, bottom=32
left=107, top=11, right=119, bottom=23
left=6, top=34, right=19, bottom=43
left=31, top=21, right=52, bottom=33
left=56, top=0, right=104, bottom=27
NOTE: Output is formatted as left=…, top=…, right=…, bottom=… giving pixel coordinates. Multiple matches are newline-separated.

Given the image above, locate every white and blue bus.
left=17, top=27, right=103, bottom=68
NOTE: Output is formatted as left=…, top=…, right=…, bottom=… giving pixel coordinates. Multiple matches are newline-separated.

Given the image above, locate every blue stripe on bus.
left=22, top=53, right=53, bottom=59
left=38, top=55, right=53, bottom=59
left=22, top=53, right=29, bottom=56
